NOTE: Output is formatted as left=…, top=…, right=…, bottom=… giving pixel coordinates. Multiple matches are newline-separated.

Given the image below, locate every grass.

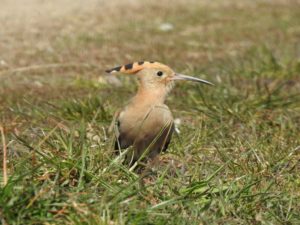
left=1, top=0, right=300, bottom=224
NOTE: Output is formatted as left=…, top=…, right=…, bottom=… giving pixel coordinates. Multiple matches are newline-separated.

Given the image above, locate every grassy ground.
left=1, top=0, right=300, bottom=224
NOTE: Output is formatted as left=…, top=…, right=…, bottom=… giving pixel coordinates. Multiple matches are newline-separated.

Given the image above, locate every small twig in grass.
left=0, top=125, right=7, bottom=186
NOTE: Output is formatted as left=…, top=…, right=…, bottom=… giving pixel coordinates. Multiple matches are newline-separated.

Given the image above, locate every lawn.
left=0, top=0, right=300, bottom=224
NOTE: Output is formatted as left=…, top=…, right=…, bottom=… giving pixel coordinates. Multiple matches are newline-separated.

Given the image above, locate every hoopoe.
left=106, top=61, right=213, bottom=166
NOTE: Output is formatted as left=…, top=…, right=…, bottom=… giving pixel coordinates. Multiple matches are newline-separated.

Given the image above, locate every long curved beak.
left=172, top=73, right=214, bottom=86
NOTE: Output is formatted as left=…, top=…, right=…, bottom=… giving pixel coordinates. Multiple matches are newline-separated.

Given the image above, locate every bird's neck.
left=133, top=87, right=168, bottom=106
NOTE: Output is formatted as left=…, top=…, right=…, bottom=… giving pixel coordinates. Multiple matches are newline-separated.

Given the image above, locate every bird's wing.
left=110, top=109, right=132, bottom=151
left=114, top=118, right=133, bottom=150
left=129, top=105, right=174, bottom=161
left=114, top=104, right=174, bottom=161
left=113, top=109, right=135, bottom=151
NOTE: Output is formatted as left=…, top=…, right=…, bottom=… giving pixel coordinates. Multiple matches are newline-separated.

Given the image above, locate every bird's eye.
left=157, top=71, right=163, bottom=76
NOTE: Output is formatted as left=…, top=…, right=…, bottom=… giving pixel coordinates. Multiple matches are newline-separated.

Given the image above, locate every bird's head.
left=106, top=61, right=213, bottom=94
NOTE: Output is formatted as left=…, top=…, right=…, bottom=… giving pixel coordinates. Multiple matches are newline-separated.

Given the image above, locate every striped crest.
left=105, top=61, right=170, bottom=74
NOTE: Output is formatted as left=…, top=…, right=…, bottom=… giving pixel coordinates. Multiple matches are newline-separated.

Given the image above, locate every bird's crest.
left=105, top=61, right=171, bottom=74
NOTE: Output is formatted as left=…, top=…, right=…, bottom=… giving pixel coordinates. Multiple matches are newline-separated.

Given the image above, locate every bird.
left=106, top=61, right=213, bottom=167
